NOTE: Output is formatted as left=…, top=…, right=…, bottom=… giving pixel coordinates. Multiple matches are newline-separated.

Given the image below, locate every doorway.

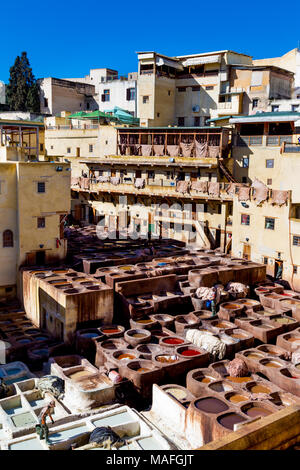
left=275, top=259, right=283, bottom=280
left=36, top=250, right=46, bottom=265
left=243, top=243, right=251, bottom=260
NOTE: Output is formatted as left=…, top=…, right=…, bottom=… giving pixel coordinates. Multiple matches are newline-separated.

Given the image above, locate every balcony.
left=235, top=135, right=296, bottom=147
left=71, top=177, right=234, bottom=201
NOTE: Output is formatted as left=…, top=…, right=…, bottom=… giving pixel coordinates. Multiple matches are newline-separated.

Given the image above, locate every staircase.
left=218, top=160, right=237, bottom=183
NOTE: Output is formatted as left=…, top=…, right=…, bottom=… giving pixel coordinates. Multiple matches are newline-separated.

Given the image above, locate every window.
left=242, top=176, right=247, bottom=183
left=50, top=146, right=53, bottom=150
left=266, top=159, right=274, bottom=168
left=44, top=98, right=48, bottom=107
left=37, top=217, right=45, bottom=228
left=102, top=89, right=110, bottom=102
left=194, top=117, right=200, bottom=126
left=148, top=170, right=155, bottom=179
left=67, top=147, right=71, bottom=153
left=242, top=157, right=249, bottom=168
left=265, top=217, right=275, bottom=230
left=241, top=214, right=250, bottom=225
left=40, top=144, right=44, bottom=152
left=192, top=86, right=200, bottom=91
left=142, top=95, right=149, bottom=104
left=89, top=145, right=93, bottom=153
left=3, top=230, right=13, bottom=247
left=168, top=90, right=171, bottom=96
left=177, top=87, right=186, bottom=92
left=267, top=178, right=272, bottom=185
left=217, top=204, right=222, bottom=214
left=293, top=266, right=298, bottom=274
left=205, top=86, right=214, bottom=90
left=86, top=102, right=90, bottom=110
left=251, top=71, right=263, bottom=86
left=157, top=112, right=160, bottom=118
left=263, top=257, right=268, bottom=265
left=252, top=99, right=259, bottom=109
left=293, top=235, right=300, bottom=246
left=37, top=182, right=45, bottom=193
left=271, top=105, right=279, bottom=112
left=126, top=88, right=135, bottom=101
left=292, top=104, right=299, bottom=112
left=178, top=117, right=185, bottom=126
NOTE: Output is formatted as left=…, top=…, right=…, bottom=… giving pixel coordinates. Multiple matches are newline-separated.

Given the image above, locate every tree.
left=6, top=52, right=40, bottom=113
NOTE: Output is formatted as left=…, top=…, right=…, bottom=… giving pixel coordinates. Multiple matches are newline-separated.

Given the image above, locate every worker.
left=210, top=287, right=217, bottom=317
left=36, top=400, right=56, bottom=444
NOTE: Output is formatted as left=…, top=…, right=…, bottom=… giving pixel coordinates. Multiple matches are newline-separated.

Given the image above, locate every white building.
left=0, top=81, right=5, bottom=105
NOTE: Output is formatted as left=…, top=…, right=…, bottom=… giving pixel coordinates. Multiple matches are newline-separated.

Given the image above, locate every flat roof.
left=0, top=119, right=44, bottom=127
left=116, top=126, right=223, bottom=130
left=137, top=50, right=252, bottom=61
left=230, top=111, right=300, bottom=124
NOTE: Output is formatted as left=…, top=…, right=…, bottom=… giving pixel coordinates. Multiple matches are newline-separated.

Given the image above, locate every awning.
left=181, top=55, right=221, bottom=67
left=156, top=57, right=183, bottom=71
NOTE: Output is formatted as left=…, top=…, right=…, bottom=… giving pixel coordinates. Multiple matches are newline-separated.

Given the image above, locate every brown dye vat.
left=200, top=377, right=214, bottom=384
left=227, top=376, right=252, bottom=383
left=263, top=360, right=283, bottom=368
left=244, top=352, right=265, bottom=359
left=218, top=413, right=248, bottom=430
left=287, top=337, right=300, bottom=344
left=136, top=319, right=154, bottom=324
left=195, top=397, right=229, bottom=414
left=227, top=393, right=248, bottom=404
left=156, top=355, right=179, bottom=364
left=249, top=384, right=270, bottom=394
left=243, top=405, right=272, bottom=419
left=222, top=303, right=240, bottom=309
left=231, top=333, right=247, bottom=339
left=215, top=323, right=231, bottom=329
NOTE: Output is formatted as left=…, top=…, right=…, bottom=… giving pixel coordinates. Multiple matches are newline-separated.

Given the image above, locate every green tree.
left=6, top=52, right=40, bottom=113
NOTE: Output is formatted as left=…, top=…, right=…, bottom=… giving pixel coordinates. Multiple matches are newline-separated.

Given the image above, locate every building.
left=38, top=77, right=97, bottom=116
left=0, top=120, right=70, bottom=299
left=70, top=125, right=234, bottom=250
left=137, top=50, right=253, bottom=127
left=230, top=111, right=300, bottom=290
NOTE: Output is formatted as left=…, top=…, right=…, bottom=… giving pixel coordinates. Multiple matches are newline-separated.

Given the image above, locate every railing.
left=266, top=135, right=293, bottom=146
left=283, top=143, right=300, bottom=153
left=236, top=135, right=294, bottom=147
left=46, top=124, right=99, bottom=130
left=236, top=135, right=263, bottom=146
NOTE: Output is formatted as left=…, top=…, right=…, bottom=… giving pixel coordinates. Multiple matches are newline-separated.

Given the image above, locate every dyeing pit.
left=244, top=351, right=265, bottom=360
left=195, top=397, right=229, bottom=414
left=9, top=437, right=44, bottom=450
left=208, top=381, right=233, bottom=393
left=49, top=425, right=89, bottom=443
left=248, top=384, right=270, bottom=394
left=69, top=370, right=92, bottom=381
left=231, top=333, right=247, bottom=339
left=217, top=413, right=247, bottom=430
left=138, top=437, right=166, bottom=450
left=165, top=387, right=187, bottom=400
left=92, top=411, right=134, bottom=427
left=261, top=360, right=282, bottom=368
left=156, top=355, right=179, bottom=364
left=116, top=353, right=137, bottom=361
left=274, top=318, right=295, bottom=324
left=287, top=337, right=300, bottom=345
left=177, top=347, right=201, bottom=357
left=226, top=393, right=248, bottom=404
left=242, top=404, right=272, bottom=419
left=222, top=303, right=240, bottom=310
left=136, top=319, right=154, bottom=324
left=101, top=327, right=121, bottom=334
left=161, top=337, right=184, bottom=346
left=81, top=332, right=99, bottom=338
left=227, top=376, right=252, bottom=383
left=6, top=367, right=22, bottom=376
left=11, top=412, right=36, bottom=428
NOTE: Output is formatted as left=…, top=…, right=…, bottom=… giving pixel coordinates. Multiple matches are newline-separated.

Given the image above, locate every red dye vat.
left=181, top=349, right=201, bottom=357
left=163, top=338, right=184, bottom=345
left=102, top=328, right=120, bottom=334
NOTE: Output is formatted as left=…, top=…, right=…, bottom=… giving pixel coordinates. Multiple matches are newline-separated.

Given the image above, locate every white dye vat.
left=49, top=425, right=89, bottom=443
left=137, top=436, right=166, bottom=450
left=92, top=411, right=134, bottom=427
left=9, top=437, right=45, bottom=450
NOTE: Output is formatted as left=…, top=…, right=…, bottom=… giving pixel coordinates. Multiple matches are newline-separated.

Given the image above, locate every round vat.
left=208, top=381, right=233, bottom=393
left=165, top=387, right=187, bottom=400
left=248, top=383, right=270, bottom=394
left=226, top=393, right=249, bottom=404
left=176, top=346, right=202, bottom=357
left=160, top=337, right=184, bottom=346
left=16, top=338, right=32, bottom=344
left=195, top=397, right=229, bottom=414
left=227, top=376, right=252, bottom=383
left=218, top=413, right=248, bottom=430
left=155, top=354, right=179, bottom=364
left=114, top=351, right=137, bottom=362
left=242, top=404, right=272, bottom=419
left=124, top=329, right=151, bottom=347
left=260, top=359, right=283, bottom=368
left=243, top=351, right=265, bottom=360
left=81, top=332, right=99, bottom=339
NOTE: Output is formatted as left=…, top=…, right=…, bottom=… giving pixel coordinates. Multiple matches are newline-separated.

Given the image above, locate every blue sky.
left=1, top=0, right=299, bottom=83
